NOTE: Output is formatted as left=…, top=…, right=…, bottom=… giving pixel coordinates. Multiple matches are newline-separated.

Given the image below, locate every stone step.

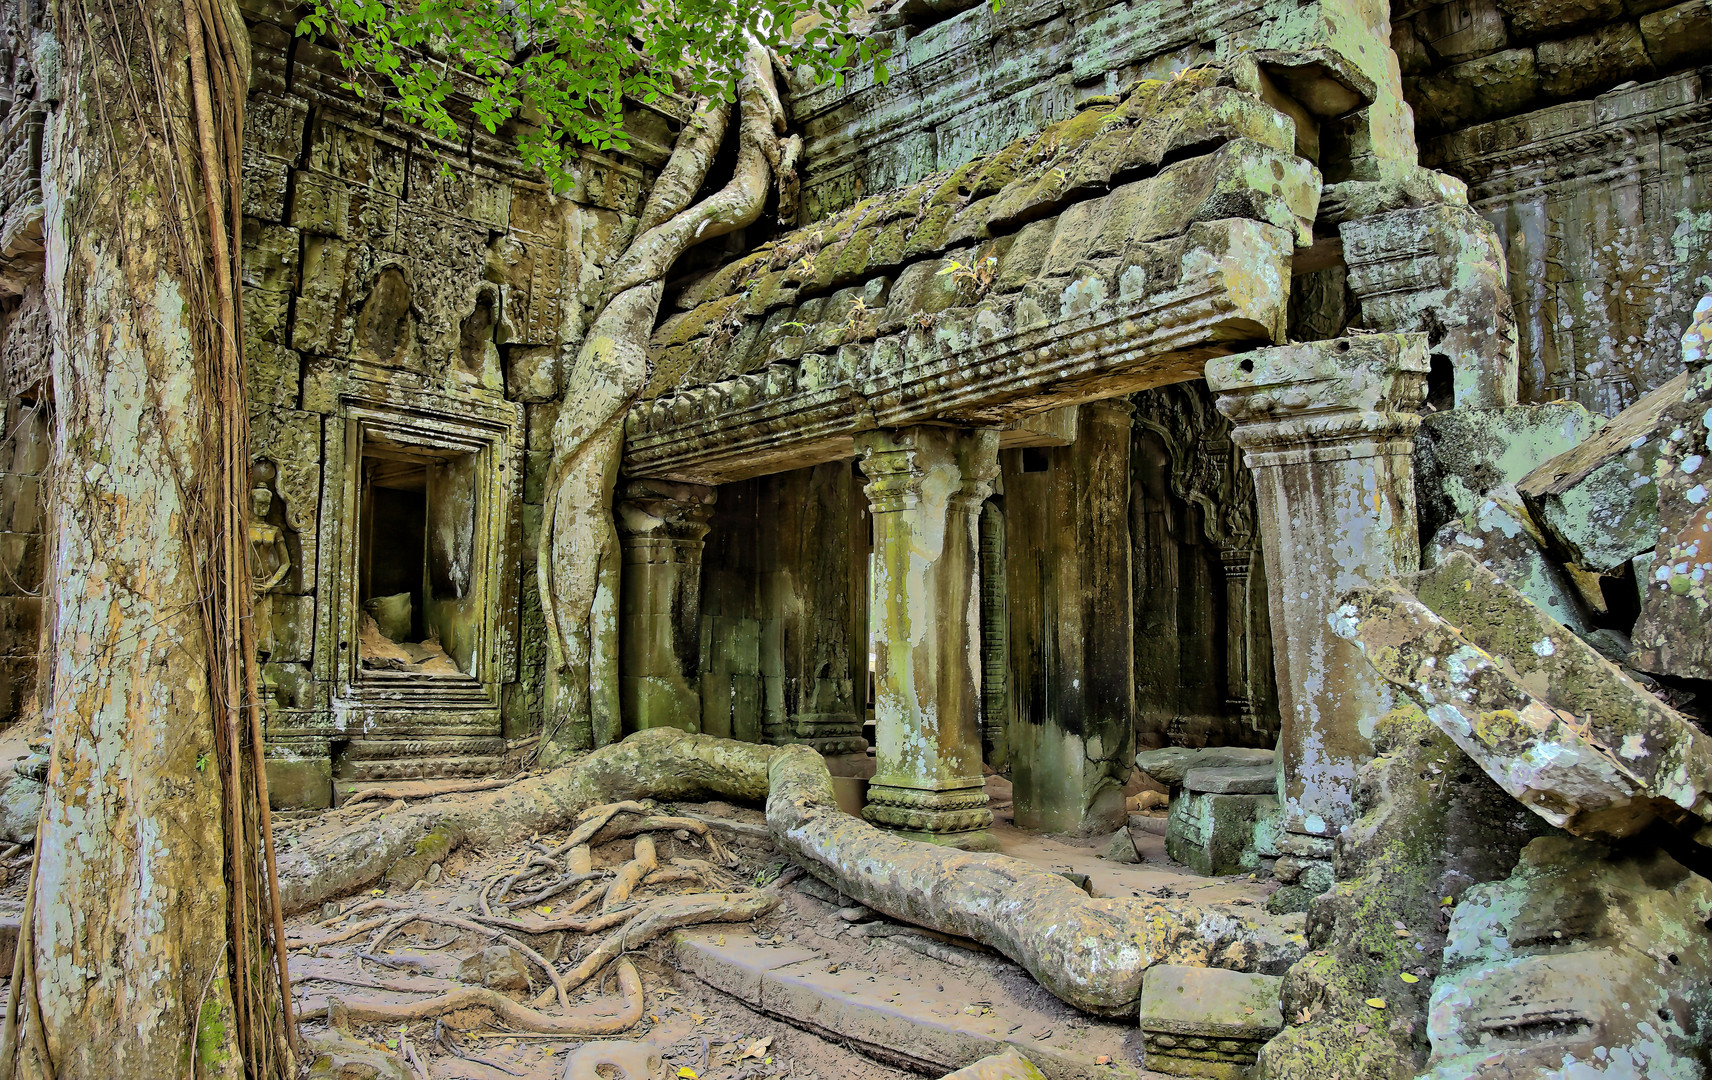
left=671, top=924, right=1166, bottom=1080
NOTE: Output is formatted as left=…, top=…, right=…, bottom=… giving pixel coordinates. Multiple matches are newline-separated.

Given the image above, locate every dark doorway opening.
left=358, top=442, right=479, bottom=677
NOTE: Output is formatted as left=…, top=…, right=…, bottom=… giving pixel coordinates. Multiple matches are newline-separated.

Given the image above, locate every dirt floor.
left=254, top=773, right=1275, bottom=1078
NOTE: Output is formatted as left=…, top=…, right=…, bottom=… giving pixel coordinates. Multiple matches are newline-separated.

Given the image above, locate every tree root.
left=276, top=732, right=774, bottom=914
left=601, top=836, right=656, bottom=912
left=287, top=916, right=392, bottom=951
left=280, top=729, right=1299, bottom=1017
left=368, top=912, right=570, bottom=1012
left=297, top=958, right=644, bottom=1035
left=527, top=891, right=780, bottom=1008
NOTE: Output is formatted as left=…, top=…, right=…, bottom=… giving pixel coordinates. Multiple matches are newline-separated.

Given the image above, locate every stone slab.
left=1134, top=748, right=1275, bottom=787
left=1337, top=553, right=1712, bottom=840
left=1517, top=367, right=1690, bottom=571
left=672, top=927, right=1147, bottom=1080
left=1182, top=767, right=1275, bottom=795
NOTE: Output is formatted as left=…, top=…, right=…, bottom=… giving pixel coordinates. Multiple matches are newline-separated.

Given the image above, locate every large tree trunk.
left=17, top=0, right=287, bottom=1075
left=538, top=46, right=796, bottom=761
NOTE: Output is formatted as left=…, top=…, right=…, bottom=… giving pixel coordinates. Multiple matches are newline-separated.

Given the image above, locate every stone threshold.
left=671, top=923, right=1163, bottom=1079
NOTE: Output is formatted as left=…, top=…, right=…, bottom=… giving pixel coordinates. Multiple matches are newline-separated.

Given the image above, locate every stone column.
left=1008, top=400, right=1136, bottom=835
left=1206, top=334, right=1427, bottom=857
left=617, top=478, right=716, bottom=734
left=1220, top=547, right=1254, bottom=721
left=856, top=425, right=998, bottom=848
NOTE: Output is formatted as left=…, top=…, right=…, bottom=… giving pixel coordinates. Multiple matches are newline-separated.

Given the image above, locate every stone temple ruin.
left=3, top=0, right=1712, bottom=1075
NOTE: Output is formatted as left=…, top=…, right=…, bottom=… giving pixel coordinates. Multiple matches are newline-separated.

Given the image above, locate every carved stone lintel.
left=856, top=425, right=1000, bottom=847
left=1207, top=333, right=1427, bottom=840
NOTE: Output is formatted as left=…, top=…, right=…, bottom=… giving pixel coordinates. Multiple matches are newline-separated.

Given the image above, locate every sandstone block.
left=1496, top=0, right=1624, bottom=39
left=303, top=1030, right=411, bottom=1080
left=1535, top=22, right=1654, bottom=100
left=1421, top=837, right=1712, bottom=1079
left=1138, top=966, right=1283, bottom=1079
left=1101, top=826, right=1141, bottom=863
left=1136, top=746, right=1275, bottom=787
left=458, top=944, right=531, bottom=991
left=1184, top=766, right=1276, bottom=795
left=1413, top=402, right=1600, bottom=540
left=1630, top=349, right=1712, bottom=680
left=1517, top=366, right=1691, bottom=570
left=1423, top=498, right=1593, bottom=636
left=1639, top=1, right=1712, bottom=70
left=1168, top=789, right=1279, bottom=877
left=938, top=1052, right=1048, bottom=1080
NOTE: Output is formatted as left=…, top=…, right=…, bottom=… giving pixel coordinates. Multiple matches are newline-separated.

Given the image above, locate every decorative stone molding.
left=1341, top=202, right=1520, bottom=409
left=1206, top=333, right=1428, bottom=846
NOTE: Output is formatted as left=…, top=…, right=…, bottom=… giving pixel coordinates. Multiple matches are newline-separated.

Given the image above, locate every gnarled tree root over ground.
left=278, top=729, right=1302, bottom=1016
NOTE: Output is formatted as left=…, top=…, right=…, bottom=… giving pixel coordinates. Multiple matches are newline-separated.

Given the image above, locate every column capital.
left=855, top=425, right=1001, bottom=515
left=615, top=479, right=717, bottom=543
left=1205, top=334, right=1429, bottom=467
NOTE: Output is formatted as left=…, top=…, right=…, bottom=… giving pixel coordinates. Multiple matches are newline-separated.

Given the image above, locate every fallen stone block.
left=1101, top=826, right=1141, bottom=864
left=1183, top=766, right=1275, bottom=795
left=1258, top=702, right=1552, bottom=1080
left=1135, top=747, right=1275, bottom=787
left=302, top=1030, right=411, bottom=1080
left=1167, top=774, right=1280, bottom=878
left=1517, top=366, right=1693, bottom=571
left=1421, top=836, right=1712, bottom=1080
left=1423, top=495, right=1593, bottom=637
left=1335, top=552, right=1712, bottom=840
left=1137, top=965, right=1283, bottom=1079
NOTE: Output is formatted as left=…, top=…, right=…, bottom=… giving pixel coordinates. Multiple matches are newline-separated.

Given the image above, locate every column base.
left=863, top=780, right=994, bottom=846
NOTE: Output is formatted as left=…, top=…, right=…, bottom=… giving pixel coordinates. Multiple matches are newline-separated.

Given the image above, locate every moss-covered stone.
left=1257, top=704, right=1554, bottom=1080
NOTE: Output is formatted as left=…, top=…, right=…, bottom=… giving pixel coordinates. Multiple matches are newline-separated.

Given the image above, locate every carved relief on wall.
left=1132, top=381, right=1256, bottom=556
left=0, top=0, right=46, bottom=297
left=1131, top=380, right=1275, bottom=747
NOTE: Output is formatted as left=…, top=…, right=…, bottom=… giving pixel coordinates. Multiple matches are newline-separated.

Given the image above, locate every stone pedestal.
left=1006, top=400, right=1136, bottom=835
left=617, top=479, right=716, bottom=734
left=1206, top=334, right=1427, bottom=847
left=856, top=426, right=998, bottom=848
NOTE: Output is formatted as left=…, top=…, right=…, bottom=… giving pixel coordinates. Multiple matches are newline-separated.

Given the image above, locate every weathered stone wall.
left=1400, top=0, right=1712, bottom=413
left=693, top=464, right=867, bottom=752
left=235, top=0, right=668, bottom=802
left=784, top=0, right=1418, bottom=223
left=1130, top=382, right=1280, bottom=752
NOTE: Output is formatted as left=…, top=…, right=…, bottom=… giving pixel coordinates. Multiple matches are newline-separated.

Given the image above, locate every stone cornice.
left=1424, top=71, right=1710, bottom=202
left=624, top=219, right=1291, bottom=484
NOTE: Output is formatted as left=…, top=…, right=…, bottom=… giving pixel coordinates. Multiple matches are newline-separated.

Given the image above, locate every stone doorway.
left=357, top=444, right=479, bottom=679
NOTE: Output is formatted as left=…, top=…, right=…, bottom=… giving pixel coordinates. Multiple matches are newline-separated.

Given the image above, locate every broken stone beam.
left=1334, top=551, right=1712, bottom=840
left=1205, top=333, right=1427, bottom=850
left=856, top=425, right=999, bottom=849
left=617, top=478, right=717, bottom=735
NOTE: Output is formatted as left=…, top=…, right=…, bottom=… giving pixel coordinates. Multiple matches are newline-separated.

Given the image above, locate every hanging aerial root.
left=297, top=959, right=644, bottom=1035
